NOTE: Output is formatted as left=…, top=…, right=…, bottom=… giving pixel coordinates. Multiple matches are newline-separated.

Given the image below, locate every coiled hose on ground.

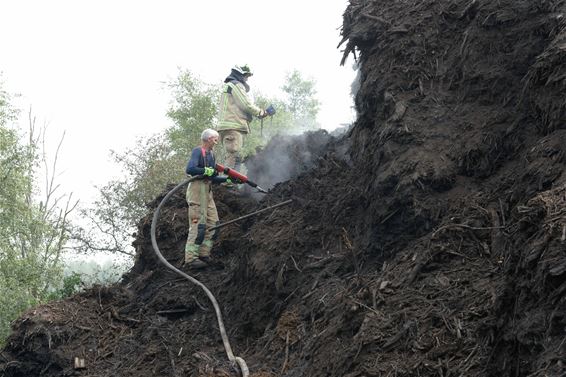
left=150, top=177, right=249, bottom=377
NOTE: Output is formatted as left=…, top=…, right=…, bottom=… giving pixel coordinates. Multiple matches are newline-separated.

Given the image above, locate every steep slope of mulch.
left=2, top=0, right=566, bottom=376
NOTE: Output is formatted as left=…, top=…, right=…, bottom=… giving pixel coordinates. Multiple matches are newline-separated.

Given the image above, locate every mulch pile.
left=2, top=0, right=566, bottom=376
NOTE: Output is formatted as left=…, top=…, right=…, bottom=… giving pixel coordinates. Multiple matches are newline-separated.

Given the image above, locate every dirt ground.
left=2, top=0, right=566, bottom=376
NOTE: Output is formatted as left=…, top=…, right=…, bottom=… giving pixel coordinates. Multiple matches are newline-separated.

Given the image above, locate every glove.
left=226, top=177, right=243, bottom=185
left=266, top=104, right=276, bottom=116
left=258, top=109, right=268, bottom=119
left=203, top=167, right=215, bottom=176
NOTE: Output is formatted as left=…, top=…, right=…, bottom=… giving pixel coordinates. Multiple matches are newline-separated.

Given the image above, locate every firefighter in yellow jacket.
left=216, top=65, right=272, bottom=172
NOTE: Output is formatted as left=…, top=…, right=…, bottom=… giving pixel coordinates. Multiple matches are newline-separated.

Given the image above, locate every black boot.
left=186, top=259, right=208, bottom=270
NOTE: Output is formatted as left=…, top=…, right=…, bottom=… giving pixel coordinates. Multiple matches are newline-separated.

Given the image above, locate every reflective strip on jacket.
left=217, top=81, right=262, bottom=133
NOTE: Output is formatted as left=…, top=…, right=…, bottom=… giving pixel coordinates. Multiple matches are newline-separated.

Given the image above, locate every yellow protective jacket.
left=217, top=80, right=262, bottom=134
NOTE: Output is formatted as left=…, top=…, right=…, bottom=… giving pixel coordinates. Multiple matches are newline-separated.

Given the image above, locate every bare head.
left=201, top=128, right=219, bottom=150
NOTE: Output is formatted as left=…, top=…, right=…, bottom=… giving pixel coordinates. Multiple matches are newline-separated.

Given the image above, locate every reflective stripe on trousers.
left=184, top=179, right=219, bottom=262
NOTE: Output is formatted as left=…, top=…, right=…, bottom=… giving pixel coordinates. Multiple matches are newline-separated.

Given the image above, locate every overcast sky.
left=0, top=0, right=356, bottom=205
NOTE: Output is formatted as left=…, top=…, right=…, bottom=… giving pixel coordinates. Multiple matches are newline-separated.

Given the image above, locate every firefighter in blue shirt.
left=184, top=129, right=238, bottom=269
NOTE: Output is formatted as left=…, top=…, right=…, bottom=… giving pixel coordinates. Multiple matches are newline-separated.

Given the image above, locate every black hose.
left=150, top=177, right=249, bottom=376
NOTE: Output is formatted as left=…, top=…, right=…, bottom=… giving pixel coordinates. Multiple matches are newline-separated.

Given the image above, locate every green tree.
left=242, top=70, right=321, bottom=156
left=47, top=272, right=83, bottom=300
left=63, top=257, right=127, bottom=287
left=165, top=69, right=219, bottom=156
left=281, top=69, right=320, bottom=129
left=74, top=133, right=182, bottom=256
left=0, top=82, right=76, bottom=345
left=239, top=94, right=292, bottom=156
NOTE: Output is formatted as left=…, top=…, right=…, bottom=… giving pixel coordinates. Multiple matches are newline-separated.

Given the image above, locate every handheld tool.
left=260, top=104, right=276, bottom=137
left=215, top=163, right=268, bottom=193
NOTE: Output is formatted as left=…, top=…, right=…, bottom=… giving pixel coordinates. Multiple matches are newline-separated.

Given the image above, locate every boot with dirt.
left=184, top=258, right=208, bottom=270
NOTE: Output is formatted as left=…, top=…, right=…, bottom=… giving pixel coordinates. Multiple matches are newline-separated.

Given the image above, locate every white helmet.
left=232, top=64, right=253, bottom=76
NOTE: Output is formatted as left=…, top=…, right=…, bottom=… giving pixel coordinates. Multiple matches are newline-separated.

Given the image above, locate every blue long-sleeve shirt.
left=185, top=147, right=226, bottom=184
